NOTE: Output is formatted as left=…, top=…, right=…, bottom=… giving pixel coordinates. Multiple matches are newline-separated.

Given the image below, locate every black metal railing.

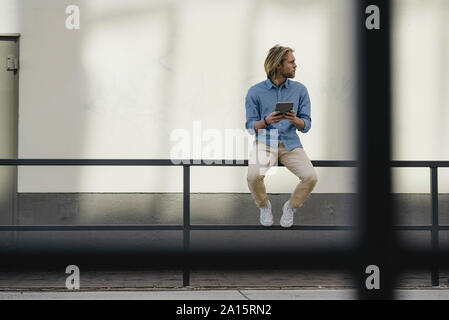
left=1, top=0, right=448, bottom=300
left=0, top=159, right=447, bottom=288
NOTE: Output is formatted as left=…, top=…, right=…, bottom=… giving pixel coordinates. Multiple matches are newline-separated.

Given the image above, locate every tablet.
left=275, top=102, right=294, bottom=115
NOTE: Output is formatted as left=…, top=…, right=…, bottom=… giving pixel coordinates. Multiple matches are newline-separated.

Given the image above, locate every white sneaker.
left=259, top=200, right=273, bottom=227
left=280, top=200, right=296, bottom=228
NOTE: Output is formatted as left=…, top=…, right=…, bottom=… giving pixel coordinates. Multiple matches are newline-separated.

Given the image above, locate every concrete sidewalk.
left=1, top=269, right=448, bottom=290
left=1, top=289, right=449, bottom=300
left=1, top=269, right=448, bottom=300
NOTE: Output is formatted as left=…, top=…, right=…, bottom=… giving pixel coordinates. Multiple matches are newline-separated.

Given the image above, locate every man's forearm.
left=293, top=117, right=305, bottom=131
left=254, top=117, right=305, bottom=132
left=254, top=119, right=268, bottom=132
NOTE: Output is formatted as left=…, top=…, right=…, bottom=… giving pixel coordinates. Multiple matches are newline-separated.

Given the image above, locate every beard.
left=282, top=71, right=295, bottom=79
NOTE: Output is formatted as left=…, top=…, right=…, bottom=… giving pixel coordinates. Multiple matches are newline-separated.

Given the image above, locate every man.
left=245, top=44, right=318, bottom=228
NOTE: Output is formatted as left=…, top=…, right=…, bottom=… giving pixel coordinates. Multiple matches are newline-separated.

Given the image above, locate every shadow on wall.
left=437, top=0, right=448, bottom=155
left=16, top=1, right=181, bottom=250
left=78, top=1, right=177, bottom=225
left=15, top=0, right=361, bottom=251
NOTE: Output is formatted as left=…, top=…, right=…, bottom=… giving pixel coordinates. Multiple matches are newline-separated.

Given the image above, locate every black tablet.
left=275, top=102, right=294, bottom=115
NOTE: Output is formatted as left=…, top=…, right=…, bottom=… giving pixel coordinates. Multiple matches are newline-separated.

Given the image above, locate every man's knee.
left=303, top=171, right=318, bottom=187
left=247, top=171, right=265, bottom=183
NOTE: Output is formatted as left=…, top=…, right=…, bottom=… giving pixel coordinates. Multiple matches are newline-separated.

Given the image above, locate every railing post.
left=431, top=166, right=439, bottom=286
left=183, top=164, right=191, bottom=287
left=356, top=0, right=395, bottom=299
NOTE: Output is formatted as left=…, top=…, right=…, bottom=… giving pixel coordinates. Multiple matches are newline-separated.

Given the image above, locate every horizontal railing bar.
left=0, top=225, right=184, bottom=231
left=390, top=161, right=449, bottom=167
left=191, top=225, right=355, bottom=230
left=0, top=224, right=446, bottom=231
left=0, top=159, right=448, bottom=167
left=194, top=225, right=449, bottom=231
left=0, top=159, right=355, bottom=166
left=393, top=226, right=432, bottom=230
left=3, top=249, right=449, bottom=270
left=0, top=250, right=358, bottom=270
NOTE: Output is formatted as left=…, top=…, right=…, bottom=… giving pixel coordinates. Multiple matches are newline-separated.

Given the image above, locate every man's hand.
left=283, top=110, right=297, bottom=123
left=284, top=109, right=305, bottom=130
left=265, top=111, right=284, bottom=124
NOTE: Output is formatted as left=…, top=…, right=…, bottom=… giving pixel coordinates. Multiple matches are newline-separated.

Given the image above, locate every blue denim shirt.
left=245, top=78, right=312, bottom=151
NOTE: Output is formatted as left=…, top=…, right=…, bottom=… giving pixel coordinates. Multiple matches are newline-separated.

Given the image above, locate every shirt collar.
left=265, top=77, right=290, bottom=89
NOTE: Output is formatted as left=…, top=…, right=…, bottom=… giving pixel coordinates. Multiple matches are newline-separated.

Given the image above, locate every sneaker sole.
left=260, top=219, right=274, bottom=227
left=260, top=201, right=273, bottom=227
left=280, top=202, right=294, bottom=228
left=280, top=221, right=293, bottom=228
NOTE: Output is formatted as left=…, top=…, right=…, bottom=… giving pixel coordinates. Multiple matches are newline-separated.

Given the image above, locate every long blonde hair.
left=264, top=44, right=294, bottom=79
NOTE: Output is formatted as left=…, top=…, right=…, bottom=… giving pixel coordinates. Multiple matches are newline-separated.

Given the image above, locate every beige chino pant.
left=247, top=140, right=318, bottom=209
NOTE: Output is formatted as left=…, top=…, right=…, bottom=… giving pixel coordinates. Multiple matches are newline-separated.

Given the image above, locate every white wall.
left=3, top=0, right=446, bottom=193
left=0, top=0, right=21, bottom=33
left=14, top=0, right=359, bottom=193
left=392, top=0, right=449, bottom=193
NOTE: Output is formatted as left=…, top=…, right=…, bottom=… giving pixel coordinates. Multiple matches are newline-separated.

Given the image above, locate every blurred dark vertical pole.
left=430, top=166, right=439, bottom=286
left=183, top=165, right=190, bottom=286
left=356, top=0, right=397, bottom=299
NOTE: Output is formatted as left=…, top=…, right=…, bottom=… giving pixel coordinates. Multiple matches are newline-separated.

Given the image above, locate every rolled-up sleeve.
left=245, top=89, right=260, bottom=135
left=297, top=87, right=312, bottom=133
